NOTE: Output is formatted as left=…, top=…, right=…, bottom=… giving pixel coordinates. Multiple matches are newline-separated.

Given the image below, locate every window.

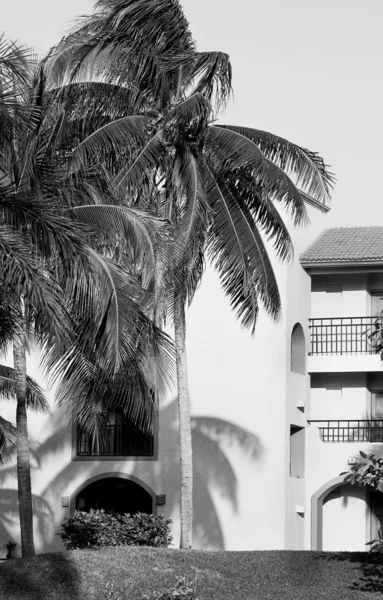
left=291, top=323, right=306, bottom=375
left=372, top=393, right=383, bottom=419
left=77, top=411, right=155, bottom=457
left=290, top=426, right=305, bottom=478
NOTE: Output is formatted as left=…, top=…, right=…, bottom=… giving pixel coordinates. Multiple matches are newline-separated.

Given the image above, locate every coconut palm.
left=0, top=34, right=176, bottom=556
left=47, top=0, right=335, bottom=548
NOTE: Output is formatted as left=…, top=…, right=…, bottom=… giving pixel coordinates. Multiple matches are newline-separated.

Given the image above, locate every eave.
left=300, top=260, right=383, bottom=275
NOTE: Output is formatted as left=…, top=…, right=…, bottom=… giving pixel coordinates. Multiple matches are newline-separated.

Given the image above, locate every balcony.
left=308, top=419, right=383, bottom=443
left=77, top=423, right=154, bottom=457
left=309, top=317, right=383, bottom=355
left=308, top=317, right=383, bottom=372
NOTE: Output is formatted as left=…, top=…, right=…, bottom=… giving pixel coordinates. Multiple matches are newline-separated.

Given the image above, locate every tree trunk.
left=13, top=330, right=35, bottom=557
left=174, top=288, right=193, bottom=549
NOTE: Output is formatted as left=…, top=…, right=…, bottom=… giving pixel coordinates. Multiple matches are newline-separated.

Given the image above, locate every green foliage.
left=366, top=527, right=383, bottom=553
left=343, top=451, right=383, bottom=489
left=142, top=577, right=197, bottom=600
left=60, top=510, right=172, bottom=550
left=343, top=451, right=383, bottom=552
left=362, top=315, right=383, bottom=358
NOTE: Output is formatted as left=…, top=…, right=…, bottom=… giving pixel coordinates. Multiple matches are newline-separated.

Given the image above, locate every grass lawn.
left=1, top=547, right=383, bottom=600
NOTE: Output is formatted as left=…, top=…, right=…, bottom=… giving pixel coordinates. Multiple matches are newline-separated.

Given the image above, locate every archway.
left=71, top=474, right=155, bottom=517
left=311, top=476, right=370, bottom=551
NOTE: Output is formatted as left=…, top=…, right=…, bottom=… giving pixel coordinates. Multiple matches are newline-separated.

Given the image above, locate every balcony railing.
left=309, top=317, right=383, bottom=355
left=77, top=424, right=154, bottom=457
left=308, top=419, right=383, bottom=442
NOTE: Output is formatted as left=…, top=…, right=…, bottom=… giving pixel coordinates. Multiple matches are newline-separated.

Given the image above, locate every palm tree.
left=0, top=34, right=175, bottom=556
left=47, top=0, right=335, bottom=548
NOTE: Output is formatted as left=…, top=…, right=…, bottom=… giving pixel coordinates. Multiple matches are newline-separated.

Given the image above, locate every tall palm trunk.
left=13, top=327, right=35, bottom=557
left=174, top=287, right=193, bottom=548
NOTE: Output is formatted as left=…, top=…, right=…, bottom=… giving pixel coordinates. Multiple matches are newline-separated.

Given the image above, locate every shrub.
left=60, top=509, right=172, bottom=549
left=118, top=513, right=173, bottom=548
left=142, top=577, right=198, bottom=600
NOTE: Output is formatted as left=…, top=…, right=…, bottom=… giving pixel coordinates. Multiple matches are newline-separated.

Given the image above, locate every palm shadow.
left=0, top=411, right=76, bottom=554
left=318, top=552, right=383, bottom=594
left=0, top=490, right=54, bottom=557
left=133, top=398, right=264, bottom=549
left=0, top=399, right=264, bottom=552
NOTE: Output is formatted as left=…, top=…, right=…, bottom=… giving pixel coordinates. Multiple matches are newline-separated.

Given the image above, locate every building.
left=1, top=223, right=383, bottom=554
left=292, top=226, right=383, bottom=551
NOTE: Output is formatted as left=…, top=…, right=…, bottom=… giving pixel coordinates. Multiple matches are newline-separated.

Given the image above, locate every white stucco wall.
left=311, top=274, right=369, bottom=319
left=322, top=484, right=367, bottom=551
left=0, top=260, right=290, bottom=554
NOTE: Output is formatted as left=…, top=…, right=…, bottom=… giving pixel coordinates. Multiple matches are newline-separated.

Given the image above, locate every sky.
left=3, top=0, right=383, bottom=229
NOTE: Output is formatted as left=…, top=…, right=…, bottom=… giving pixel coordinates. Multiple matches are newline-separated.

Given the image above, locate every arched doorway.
left=75, top=476, right=153, bottom=516
left=311, top=476, right=383, bottom=551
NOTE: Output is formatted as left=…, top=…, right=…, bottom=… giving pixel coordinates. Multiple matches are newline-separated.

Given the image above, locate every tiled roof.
left=300, top=227, right=383, bottom=266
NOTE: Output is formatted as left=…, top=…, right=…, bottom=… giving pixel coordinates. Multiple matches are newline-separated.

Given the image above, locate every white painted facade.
left=1, top=217, right=382, bottom=555
left=285, top=233, right=383, bottom=552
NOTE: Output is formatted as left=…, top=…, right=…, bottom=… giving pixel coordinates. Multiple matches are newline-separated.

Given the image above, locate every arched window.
left=291, top=323, right=306, bottom=375
left=76, top=477, right=153, bottom=515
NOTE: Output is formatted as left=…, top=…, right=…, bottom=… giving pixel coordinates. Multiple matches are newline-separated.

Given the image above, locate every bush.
left=60, top=510, right=172, bottom=550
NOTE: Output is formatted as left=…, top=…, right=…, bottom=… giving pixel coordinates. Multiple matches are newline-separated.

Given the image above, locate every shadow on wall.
left=133, top=398, right=264, bottom=550
left=0, top=400, right=264, bottom=553
left=0, top=411, right=93, bottom=554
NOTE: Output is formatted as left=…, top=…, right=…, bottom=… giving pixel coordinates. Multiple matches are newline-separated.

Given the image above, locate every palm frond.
left=0, top=415, right=17, bottom=465
left=208, top=126, right=308, bottom=226
left=221, top=172, right=294, bottom=262
left=191, top=51, right=232, bottom=111
left=206, top=169, right=281, bottom=330
left=171, top=150, right=209, bottom=302
left=0, top=34, right=35, bottom=87
left=76, top=115, right=150, bottom=162
left=0, top=365, right=49, bottom=412
left=48, top=0, right=194, bottom=107
left=70, top=204, right=172, bottom=290
left=167, top=92, right=210, bottom=127
left=113, top=130, right=167, bottom=192
left=216, top=125, right=335, bottom=209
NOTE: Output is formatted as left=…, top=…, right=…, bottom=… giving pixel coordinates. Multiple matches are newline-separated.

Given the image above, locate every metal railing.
left=77, top=424, right=154, bottom=456
left=309, top=316, right=383, bottom=355
left=308, top=419, right=383, bottom=442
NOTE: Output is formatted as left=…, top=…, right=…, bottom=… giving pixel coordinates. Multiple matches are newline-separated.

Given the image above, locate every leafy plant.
left=4, top=540, right=17, bottom=559
left=142, top=577, right=197, bottom=600
left=362, top=313, right=383, bottom=358
left=342, top=450, right=383, bottom=488
left=366, top=527, right=383, bottom=552
left=59, top=509, right=172, bottom=549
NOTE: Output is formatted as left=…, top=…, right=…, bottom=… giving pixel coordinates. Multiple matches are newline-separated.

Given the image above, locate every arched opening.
left=311, top=476, right=380, bottom=551
left=322, top=483, right=366, bottom=551
left=291, top=323, right=306, bottom=375
left=75, top=476, right=153, bottom=516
